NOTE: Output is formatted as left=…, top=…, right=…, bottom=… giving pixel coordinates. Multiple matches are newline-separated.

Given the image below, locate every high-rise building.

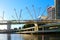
left=47, top=6, right=55, bottom=20
left=55, top=0, right=60, bottom=19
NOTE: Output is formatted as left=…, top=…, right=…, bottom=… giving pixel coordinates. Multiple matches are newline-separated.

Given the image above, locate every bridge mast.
left=26, top=6, right=38, bottom=31
left=32, top=5, right=36, bottom=19
left=38, top=7, right=41, bottom=17
left=14, top=8, right=19, bottom=20
left=3, top=11, right=4, bottom=20
left=19, top=9, right=22, bottom=21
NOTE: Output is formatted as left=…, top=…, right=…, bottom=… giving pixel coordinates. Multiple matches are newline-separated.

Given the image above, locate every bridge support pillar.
left=7, top=24, right=11, bottom=31
left=7, top=21, right=11, bottom=31
left=34, top=23, right=38, bottom=31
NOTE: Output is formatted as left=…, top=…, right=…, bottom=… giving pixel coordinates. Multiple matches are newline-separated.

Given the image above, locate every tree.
left=19, top=27, right=21, bottom=29
left=14, top=28, right=17, bottom=30
left=23, top=24, right=34, bottom=28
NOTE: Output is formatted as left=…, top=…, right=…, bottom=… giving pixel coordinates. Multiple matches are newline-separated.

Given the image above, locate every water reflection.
left=23, top=34, right=41, bottom=40
left=7, top=34, right=11, bottom=40
left=0, top=34, right=60, bottom=40
left=0, top=34, right=24, bottom=40
left=23, top=34, right=60, bottom=40
left=11, top=34, right=24, bottom=40
left=0, top=34, right=7, bottom=40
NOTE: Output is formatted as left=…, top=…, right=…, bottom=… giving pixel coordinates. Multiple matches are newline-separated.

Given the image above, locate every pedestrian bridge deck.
left=0, top=19, right=60, bottom=24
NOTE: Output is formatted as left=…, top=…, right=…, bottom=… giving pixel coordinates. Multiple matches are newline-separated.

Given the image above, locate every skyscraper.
left=47, top=6, right=55, bottom=20
left=55, top=0, right=60, bottom=19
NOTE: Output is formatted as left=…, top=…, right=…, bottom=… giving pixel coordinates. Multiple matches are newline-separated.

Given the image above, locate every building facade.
left=47, top=6, right=55, bottom=20
left=55, top=0, right=60, bottom=19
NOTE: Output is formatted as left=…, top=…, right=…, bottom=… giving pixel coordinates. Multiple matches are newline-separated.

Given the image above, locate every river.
left=0, top=34, right=60, bottom=40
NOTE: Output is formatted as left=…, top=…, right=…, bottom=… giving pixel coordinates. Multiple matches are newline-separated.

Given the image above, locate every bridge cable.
left=19, top=9, right=22, bottom=21
left=26, top=7, right=34, bottom=20
left=40, top=4, right=49, bottom=20
left=14, top=8, right=19, bottom=20
left=32, top=5, right=36, bottom=19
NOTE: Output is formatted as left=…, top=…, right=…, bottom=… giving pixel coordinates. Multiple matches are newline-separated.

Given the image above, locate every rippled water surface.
left=0, top=34, right=60, bottom=40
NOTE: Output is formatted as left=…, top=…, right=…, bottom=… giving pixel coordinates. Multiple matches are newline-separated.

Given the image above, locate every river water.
left=0, top=34, right=60, bottom=40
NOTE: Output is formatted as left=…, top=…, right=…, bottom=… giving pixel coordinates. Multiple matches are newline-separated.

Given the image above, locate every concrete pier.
left=7, top=21, right=11, bottom=31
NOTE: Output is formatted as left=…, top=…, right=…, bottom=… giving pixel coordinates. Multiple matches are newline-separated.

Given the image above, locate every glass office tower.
left=55, top=0, right=60, bottom=19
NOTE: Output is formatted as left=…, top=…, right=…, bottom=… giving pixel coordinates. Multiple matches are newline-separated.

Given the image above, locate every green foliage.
left=14, top=28, right=17, bottom=30
left=19, top=27, right=21, bottom=29
left=22, top=23, right=46, bottom=28
left=23, top=24, right=34, bottom=28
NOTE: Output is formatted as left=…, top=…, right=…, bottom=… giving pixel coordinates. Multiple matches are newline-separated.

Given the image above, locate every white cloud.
left=0, top=25, right=7, bottom=30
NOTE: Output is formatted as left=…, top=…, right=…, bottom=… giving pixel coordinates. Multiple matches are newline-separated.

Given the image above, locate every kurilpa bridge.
left=0, top=5, right=60, bottom=33
left=0, top=19, right=60, bottom=32
left=0, top=5, right=55, bottom=32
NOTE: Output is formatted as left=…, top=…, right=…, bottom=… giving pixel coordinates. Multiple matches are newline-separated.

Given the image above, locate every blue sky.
left=0, top=0, right=54, bottom=29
